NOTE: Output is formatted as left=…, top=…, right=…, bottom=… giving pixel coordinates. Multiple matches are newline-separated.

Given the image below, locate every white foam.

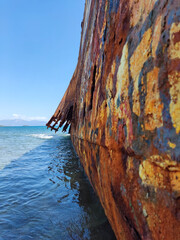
left=62, top=133, right=70, bottom=136
left=29, top=134, right=53, bottom=139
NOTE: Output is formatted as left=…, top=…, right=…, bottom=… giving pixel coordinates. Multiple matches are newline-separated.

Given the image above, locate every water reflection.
left=0, top=134, right=116, bottom=240
left=48, top=136, right=116, bottom=240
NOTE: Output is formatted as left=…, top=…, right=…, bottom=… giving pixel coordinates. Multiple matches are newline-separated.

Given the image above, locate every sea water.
left=0, top=126, right=116, bottom=240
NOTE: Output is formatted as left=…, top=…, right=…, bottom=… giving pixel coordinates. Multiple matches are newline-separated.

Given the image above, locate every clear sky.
left=0, top=0, right=85, bottom=121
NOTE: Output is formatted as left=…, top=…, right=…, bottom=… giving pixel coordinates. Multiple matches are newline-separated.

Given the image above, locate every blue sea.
left=0, top=126, right=116, bottom=240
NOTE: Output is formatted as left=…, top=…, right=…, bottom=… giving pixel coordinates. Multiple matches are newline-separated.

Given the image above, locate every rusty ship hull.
left=47, top=0, right=180, bottom=239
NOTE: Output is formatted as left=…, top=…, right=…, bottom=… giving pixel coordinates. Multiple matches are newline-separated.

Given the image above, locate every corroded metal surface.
left=47, top=0, right=180, bottom=239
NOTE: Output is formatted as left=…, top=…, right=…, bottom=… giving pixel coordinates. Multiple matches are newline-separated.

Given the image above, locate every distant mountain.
left=0, top=119, right=46, bottom=126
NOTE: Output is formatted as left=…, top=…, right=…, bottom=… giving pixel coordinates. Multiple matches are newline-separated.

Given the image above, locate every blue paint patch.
left=176, top=8, right=180, bottom=20
left=90, top=129, right=94, bottom=140
left=145, top=139, right=151, bottom=146
left=154, top=127, right=170, bottom=153
left=137, top=121, right=142, bottom=135
left=115, top=0, right=120, bottom=14
left=120, top=184, right=127, bottom=196
left=88, top=62, right=92, bottom=78
left=96, top=147, right=100, bottom=165
left=95, top=128, right=99, bottom=136
left=116, top=95, right=121, bottom=108
left=107, top=114, right=112, bottom=136
left=167, top=7, right=180, bottom=23
left=124, top=124, right=127, bottom=138
left=109, top=0, right=113, bottom=14
left=128, top=82, right=134, bottom=110
left=102, top=23, right=107, bottom=45
left=160, top=92, right=171, bottom=124
left=137, top=200, right=142, bottom=207
left=168, top=10, right=175, bottom=25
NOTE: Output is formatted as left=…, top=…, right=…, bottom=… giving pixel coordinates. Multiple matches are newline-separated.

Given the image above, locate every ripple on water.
left=0, top=127, right=116, bottom=240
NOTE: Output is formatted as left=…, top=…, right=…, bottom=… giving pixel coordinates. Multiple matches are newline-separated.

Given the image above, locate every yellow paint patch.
left=168, top=141, right=176, bottom=149
left=139, top=155, right=180, bottom=192
left=106, top=61, right=116, bottom=124
left=99, top=101, right=107, bottom=122
left=106, top=61, right=116, bottom=99
left=129, top=0, right=142, bottom=27
left=144, top=67, right=163, bottom=130
left=104, top=61, right=117, bottom=146
left=130, top=28, right=152, bottom=116
left=169, top=71, right=180, bottom=134
left=115, top=43, right=133, bottom=144
left=97, top=1, right=108, bottom=38
left=169, top=22, right=180, bottom=59
left=126, top=157, right=134, bottom=182
left=152, top=15, right=162, bottom=58
left=129, top=0, right=157, bottom=27
left=116, top=42, right=129, bottom=102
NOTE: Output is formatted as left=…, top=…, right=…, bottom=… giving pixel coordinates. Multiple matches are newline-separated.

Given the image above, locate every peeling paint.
left=139, top=155, right=180, bottom=192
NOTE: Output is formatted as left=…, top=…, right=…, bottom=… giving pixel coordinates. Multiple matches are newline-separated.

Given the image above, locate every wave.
left=29, top=134, right=53, bottom=139
left=62, top=133, right=70, bottom=137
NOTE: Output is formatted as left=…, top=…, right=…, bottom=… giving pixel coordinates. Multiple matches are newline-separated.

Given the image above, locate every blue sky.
left=0, top=0, right=84, bottom=121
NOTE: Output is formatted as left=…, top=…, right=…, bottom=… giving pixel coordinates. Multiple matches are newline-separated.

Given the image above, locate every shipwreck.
left=47, top=0, right=180, bottom=239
